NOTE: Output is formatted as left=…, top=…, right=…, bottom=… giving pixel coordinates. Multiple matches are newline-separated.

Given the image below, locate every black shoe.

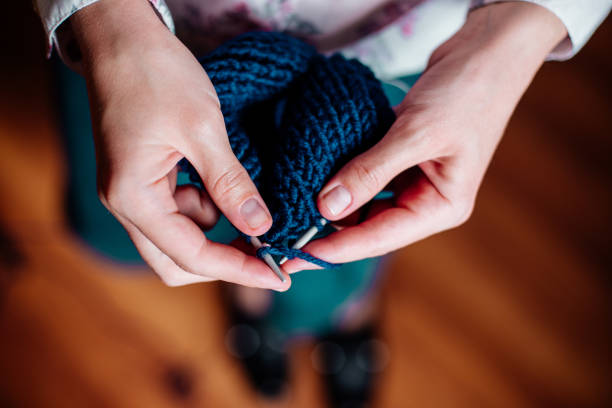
left=313, top=326, right=389, bottom=408
left=225, top=305, right=289, bottom=398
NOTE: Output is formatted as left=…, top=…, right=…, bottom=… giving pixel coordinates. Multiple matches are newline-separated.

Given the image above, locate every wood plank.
left=0, top=3, right=610, bottom=407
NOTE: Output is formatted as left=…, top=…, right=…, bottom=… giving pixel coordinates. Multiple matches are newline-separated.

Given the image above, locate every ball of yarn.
left=181, top=31, right=395, bottom=265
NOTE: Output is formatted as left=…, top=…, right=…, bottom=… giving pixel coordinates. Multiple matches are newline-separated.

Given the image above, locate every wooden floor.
left=0, top=4, right=610, bottom=407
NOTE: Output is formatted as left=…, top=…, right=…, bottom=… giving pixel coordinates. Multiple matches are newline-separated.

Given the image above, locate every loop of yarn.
left=256, top=246, right=339, bottom=270
left=181, top=31, right=395, bottom=267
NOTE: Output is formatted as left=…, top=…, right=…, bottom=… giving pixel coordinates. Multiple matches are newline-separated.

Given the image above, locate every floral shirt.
left=35, top=0, right=611, bottom=79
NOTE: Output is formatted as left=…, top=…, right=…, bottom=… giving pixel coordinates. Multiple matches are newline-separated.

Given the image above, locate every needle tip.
left=250, top=237, right=286, bottom=283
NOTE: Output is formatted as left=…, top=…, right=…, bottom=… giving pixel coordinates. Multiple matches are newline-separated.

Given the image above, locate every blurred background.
left=0, top=2, right=610, bottom=407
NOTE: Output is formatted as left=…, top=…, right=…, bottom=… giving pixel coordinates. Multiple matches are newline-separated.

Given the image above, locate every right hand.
left=71, top=0, right=290, bottom=289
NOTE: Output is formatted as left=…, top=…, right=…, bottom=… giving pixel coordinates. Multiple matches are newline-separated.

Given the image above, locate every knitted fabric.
left=180, top=31, right=395, bottom=268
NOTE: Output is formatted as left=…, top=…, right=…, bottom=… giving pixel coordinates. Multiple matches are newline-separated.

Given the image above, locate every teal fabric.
left=55, top=54, right=419, bottom=336
left=381, top=73, right=421, bottom=106
left=263, top=73, right=420, bottom=337
left=55, top=60, right=143, bottom=263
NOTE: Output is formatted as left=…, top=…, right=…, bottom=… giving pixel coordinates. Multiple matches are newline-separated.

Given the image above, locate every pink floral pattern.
left=36, top=0, right=611, bottom=77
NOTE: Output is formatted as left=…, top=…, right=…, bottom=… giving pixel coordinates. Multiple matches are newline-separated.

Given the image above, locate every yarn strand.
left=180, top=31, right=395, bottom=269
left=257, top=246, right=339, bottom=270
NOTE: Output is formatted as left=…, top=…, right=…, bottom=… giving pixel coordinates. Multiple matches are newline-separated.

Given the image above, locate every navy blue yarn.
left=180, top=31, right=395, bottom=267
left=256, top=246, right=339, bottom=270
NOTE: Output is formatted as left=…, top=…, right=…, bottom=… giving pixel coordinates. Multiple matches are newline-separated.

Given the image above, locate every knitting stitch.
left=180, top=31, right=395, bottom=268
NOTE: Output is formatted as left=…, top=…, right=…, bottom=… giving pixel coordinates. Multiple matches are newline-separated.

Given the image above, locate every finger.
left=181, top=112, right=273, bottom=237
left=126, top=178, right=290, bottom=291
left=174, top=184, right=220, bottom=230
left=317, top=126, right=431, bottom=221
left=120, top=216, right=215, bottom=287
left=285, top=173, right=454, bottom=273
left=170, top=165, right=220, bottom=230
left=168, top=165, right=179, bottom=194
left=228, top=237, right=293, bottom=281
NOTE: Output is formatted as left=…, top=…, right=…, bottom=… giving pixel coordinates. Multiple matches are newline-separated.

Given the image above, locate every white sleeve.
left=470, top=0, right=612, bottom=60
left=34, top=0, right=175, bottom=60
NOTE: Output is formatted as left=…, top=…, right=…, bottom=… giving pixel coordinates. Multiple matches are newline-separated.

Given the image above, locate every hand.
left=71, top=0, right=289, bottom=289
left=284, top=2, right=567, bottom=272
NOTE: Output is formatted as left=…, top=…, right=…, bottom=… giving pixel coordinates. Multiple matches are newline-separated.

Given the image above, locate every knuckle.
left=98, top=180, right=121, bottom=210
left=159, top=273, right=184, bottom=287
left=171, top=238, right=208, bottom=275
left=189, top=116, right=214, bottom=139
left=98, top=177, right=131, bottom=214
left=351, top=161, right=383, bottom=194
left=97, top=187, right=111, bottom=210
left=210, top=164, right=250, bottom=201
left=186, top=108, right=225, bottom=142
left=200, top=207, right=221, bottom=230
left=188, top=239, right=209, bottom=269
left=450, top=198, right=475, bottom=228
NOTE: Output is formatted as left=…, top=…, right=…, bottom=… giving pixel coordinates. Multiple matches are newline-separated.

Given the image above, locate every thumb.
left=183, top=134, right=272, bottom=237
left=317, top=133, right=426, bottom=220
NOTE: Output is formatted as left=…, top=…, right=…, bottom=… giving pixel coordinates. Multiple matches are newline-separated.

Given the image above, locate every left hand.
left=284, top=2, right=567, bottom=272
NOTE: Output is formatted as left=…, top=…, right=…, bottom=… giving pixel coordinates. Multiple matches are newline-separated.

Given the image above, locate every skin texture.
left=283, top=2, right=567, bottom=273
left=72, top=0, right=290, bottom=290
left=70, top=0, right=566, bottom=284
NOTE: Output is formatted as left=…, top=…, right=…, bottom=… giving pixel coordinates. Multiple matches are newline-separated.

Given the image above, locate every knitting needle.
left=249, top=236, right=286, bottom=283
left=279, top=218, right=327, bottom=265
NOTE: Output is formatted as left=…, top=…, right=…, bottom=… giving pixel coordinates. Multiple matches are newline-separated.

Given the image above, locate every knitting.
left=180, top=31, right=395, bottom=268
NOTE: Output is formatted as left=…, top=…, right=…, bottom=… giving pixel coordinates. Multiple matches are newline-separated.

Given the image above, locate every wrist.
left=71, top=0, right=172, bottom=71
left=431, top=2, right=566, bottom=79
left=419, top=2, right=567, bottom=117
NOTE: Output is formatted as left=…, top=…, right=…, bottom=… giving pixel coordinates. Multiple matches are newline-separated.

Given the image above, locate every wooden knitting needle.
left=279, top=218, right=327, bottom=265
left=250, top=236, right=286, bottom=282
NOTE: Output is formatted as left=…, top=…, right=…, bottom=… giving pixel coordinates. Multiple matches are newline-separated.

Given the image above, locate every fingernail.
left=321, top=185, right=352, bottom=216
left=240, top=198, right=269, bottom=229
